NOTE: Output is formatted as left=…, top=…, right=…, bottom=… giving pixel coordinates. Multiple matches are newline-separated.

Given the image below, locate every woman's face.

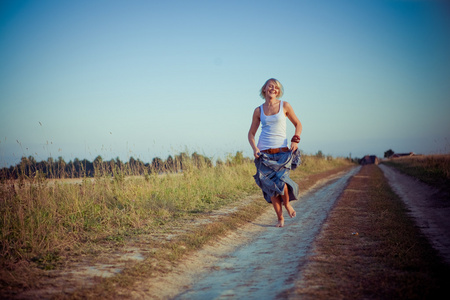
left=264, top=81, right=280, bottom=99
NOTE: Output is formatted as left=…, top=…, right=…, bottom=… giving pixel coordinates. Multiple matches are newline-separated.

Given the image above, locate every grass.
left=0, top=153, right=354, bottom=296
left=295, top=164, right=450, bottom=299
left=0, top=159, right=256, bottom=264
left=72, top=197, right=271, bottom=299
left=382, top=154, right=450, bottom=195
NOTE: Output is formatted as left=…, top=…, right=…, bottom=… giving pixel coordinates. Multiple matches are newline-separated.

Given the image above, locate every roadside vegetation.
left=0, top=151, right=353, bottom=297
left=383, top=154, right=450, bottom=195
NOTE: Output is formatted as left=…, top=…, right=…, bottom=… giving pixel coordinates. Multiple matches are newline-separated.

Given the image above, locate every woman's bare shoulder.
left=283, top=100, right=295, bottom=110
left=282, top=100, right=296, bottom=116
left=251, top=106, right=261, bottom=121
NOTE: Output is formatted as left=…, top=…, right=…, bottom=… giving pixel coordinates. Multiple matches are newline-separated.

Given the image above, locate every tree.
left=384, top=149, right=394, bottom=158
left=27, top=156, right=37, bottom=177
left=19, top=156, right=28, bottom=176
left=316, top=150, right=324, bottom=159
left=227, top=151, right=244, bottom=166
left=47, top=157, right=55, bottom=178
left=67, top=160, right=75, bottom=178
left=152, top=157, right=163, bottom=174
left=57, top=156, right=66, bottom=178
left=107, top=159, right=116, bottom=175
left=175, top=152, right=189, bottom=171
left=81, top=159, right=94, bottom=177
left=165, top=155, right=175, bottom=172
left=73, top=158, right=82, bottom=177
left=94, top=155, right=104, bottom=175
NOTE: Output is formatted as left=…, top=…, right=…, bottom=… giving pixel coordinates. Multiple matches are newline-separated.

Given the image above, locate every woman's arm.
left=284, top=101, right=302, bottom=152
left=248, top=107, right=261, bottom=158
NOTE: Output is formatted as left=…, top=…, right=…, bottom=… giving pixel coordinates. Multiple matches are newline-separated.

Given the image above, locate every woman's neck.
left=265, top=97, right=279, bottom=106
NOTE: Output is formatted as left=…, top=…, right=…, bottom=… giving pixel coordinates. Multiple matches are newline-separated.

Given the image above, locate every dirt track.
left=127, top=167, right=361, bottom=299
left=128, top=164, right=449, bottom=299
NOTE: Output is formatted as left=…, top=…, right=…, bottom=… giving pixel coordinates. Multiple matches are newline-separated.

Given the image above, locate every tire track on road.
left=169, top=166, right=361, bottom=300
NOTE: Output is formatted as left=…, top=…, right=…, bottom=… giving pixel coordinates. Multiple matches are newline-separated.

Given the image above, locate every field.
left=0, top=152, right=353, bottom=296
left=382, top=154, right=450, bottom=195
left=2, top=153, right=449, bottom=298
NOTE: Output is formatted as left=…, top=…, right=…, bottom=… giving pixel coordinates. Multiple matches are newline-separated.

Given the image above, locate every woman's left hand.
left=290, top=142, right=298, bottom=152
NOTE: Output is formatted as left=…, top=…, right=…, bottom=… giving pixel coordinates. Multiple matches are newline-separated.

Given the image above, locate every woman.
left=248, top=78, right=302, bottom=227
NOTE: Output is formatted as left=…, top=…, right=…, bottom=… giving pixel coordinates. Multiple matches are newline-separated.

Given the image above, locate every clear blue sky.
left=1, top=0, right=449, bottom=167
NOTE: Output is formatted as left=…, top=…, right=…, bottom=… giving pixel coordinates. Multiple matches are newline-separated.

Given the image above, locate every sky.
left=1, top=0, right=449, bottom=167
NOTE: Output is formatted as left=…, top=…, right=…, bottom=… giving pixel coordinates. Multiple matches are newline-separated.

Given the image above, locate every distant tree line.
left=0, top=151, right=249, bottom=180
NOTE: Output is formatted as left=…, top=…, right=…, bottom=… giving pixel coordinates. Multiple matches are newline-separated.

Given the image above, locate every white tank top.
left=257, top=100, right=288, bottom=150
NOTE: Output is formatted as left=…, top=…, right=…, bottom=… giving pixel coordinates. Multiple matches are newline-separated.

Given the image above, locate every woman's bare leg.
left=271, top=195, right=284, bottom=227
left=281, top=184, right=296, bottom=218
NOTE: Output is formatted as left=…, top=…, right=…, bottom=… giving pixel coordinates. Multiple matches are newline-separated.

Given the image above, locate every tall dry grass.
left=0, top=163, right=252, bottom=265
left=382, top=154, right=450, bottom=192
left=0, top=153, right=353, bottom=269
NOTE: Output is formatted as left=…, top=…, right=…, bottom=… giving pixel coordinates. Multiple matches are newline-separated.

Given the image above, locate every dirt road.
left=379, top=164, right=450, bottom=265
left=132, top=164, right=450, bottom=299
left=130, top=167, right=362, bottom=299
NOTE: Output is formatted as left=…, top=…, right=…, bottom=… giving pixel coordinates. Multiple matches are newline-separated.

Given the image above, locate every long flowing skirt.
left=253, top=149, right=301, bottom=203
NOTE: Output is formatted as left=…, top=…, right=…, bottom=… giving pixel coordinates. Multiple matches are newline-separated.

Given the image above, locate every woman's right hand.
left=253, top=148, right=261, bottom=159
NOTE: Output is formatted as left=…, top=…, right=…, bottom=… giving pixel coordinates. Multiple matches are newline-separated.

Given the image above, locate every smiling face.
left=264, top=81, right=280, bottom=99
left=260, top=78, right=284, bottom=100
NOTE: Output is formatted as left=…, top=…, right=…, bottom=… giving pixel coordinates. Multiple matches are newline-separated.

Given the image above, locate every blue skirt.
left=253, top=149, right=301, bottom=203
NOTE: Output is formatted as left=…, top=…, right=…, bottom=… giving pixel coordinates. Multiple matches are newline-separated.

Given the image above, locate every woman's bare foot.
left=285, top=203, right=296, bottom=218
left=276, top=219, right=284, bottom=227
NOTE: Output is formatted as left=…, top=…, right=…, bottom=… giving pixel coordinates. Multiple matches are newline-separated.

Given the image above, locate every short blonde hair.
left=260, top=78, right=284, bottom=99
